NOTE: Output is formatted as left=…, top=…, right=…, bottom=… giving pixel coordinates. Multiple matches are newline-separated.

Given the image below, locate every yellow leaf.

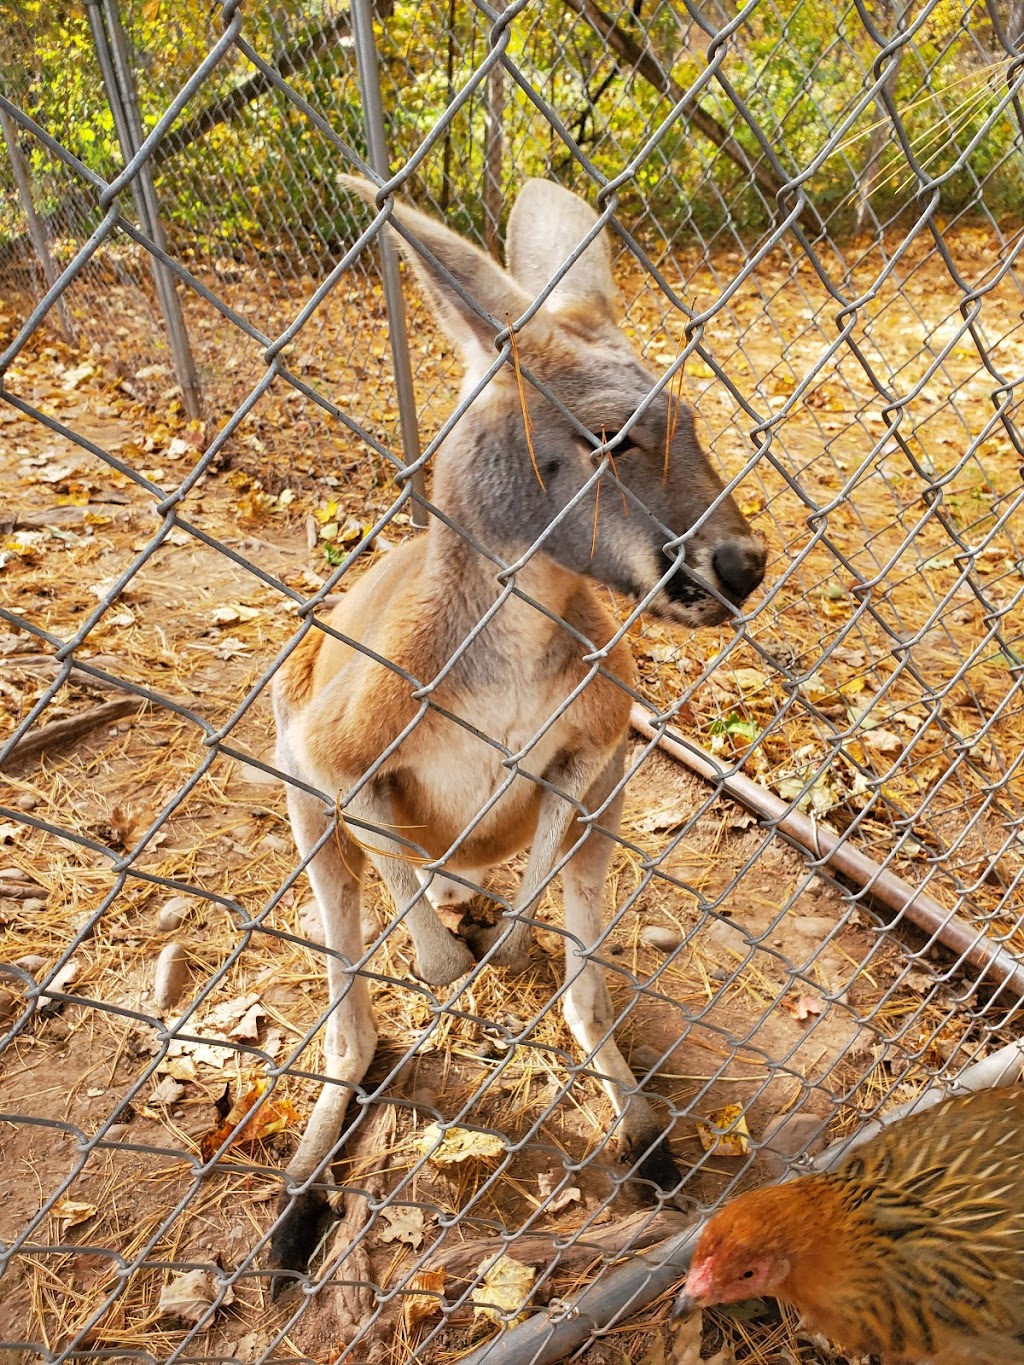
left=471, top=1254, right=535, bottom=1324
left=695, top=1104, right=750, bottom=1157
left=403, top=1268, right=446, bottom=1332
left=56, top=481, right=91, bottom=506
left=418, top=1122, right=504, bottom=1166
left=54, top=1198, right=98, bottom=1231
left=730, top=667, right=767, bottom=693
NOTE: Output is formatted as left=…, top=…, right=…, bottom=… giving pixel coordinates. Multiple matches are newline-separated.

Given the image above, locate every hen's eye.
left=741, top=1269, right=755, bottom=1280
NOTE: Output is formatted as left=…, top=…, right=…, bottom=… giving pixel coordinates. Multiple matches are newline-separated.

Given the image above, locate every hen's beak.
left=672, top=1289, right=696, bottom=1319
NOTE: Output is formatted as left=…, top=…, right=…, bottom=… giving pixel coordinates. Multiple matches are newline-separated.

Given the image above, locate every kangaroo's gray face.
left=343, top=175, right=766, bottom=627
left=466, top=323, right=765, bottom=627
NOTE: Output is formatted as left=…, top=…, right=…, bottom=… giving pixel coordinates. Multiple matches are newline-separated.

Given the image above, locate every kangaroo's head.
left=344, top=176, right=765, bottom=628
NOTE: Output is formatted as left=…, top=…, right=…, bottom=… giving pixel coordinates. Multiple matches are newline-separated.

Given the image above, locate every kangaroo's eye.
left=589, top=430, right=636, bottom=464
left=606, top=430, right=637, bottom=456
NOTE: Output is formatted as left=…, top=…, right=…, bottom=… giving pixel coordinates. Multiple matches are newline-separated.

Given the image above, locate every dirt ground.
left=1, top=220, right=1022, bottom=1365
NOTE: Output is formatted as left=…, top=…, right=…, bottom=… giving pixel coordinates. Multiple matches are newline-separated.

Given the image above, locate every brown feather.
left=682, top=1087, right=1024, bottom=1364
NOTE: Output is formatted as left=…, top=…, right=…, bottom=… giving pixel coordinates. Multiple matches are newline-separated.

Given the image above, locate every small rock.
left=790, top=914, right=837, bottom=940
left=629, top=1044, right=665, bottom=1075
left=157, top=896, right=192, bottom=933
left=153, top=942, right=190, bottom=1009
left=15, top=954, right=47, bottom=974
left=230, top=822, right=256, bottom=844
left=105, top=1123, right=130, bottom=1141
left=759, top=1110, right=829, bottom=1178
left=22, top=897, right=47, bottom=914
left=0, top=987, right=19, bottom=1025
left=473, top=1037, right=504, bottom=1060
left=640, top=924, right=683, bottom=954
left=704, top=917, right=744, bottom=951
left=15, top=793, right=39, bottom=811
left=257, top=833, right=291, bottom=856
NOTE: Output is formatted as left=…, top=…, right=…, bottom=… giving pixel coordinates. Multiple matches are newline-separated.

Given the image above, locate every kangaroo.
left=269, top=177, right=766, bottom=1277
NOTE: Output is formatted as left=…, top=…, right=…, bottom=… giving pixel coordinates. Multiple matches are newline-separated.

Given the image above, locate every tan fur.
left=281, top=537, right=633, bottom=866
left=266, top=178, right=766, bottom=1273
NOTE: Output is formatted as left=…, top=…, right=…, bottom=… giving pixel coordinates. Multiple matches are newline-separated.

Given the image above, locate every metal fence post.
left=351, top=0, right=428, bottom=528
left=0, top=108, right=76, bottom=343
left=85, top=0, right=203, bottom=420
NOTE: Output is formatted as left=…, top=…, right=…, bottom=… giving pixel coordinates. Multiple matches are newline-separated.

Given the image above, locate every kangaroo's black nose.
left=713, top=538, right=767, bottom=603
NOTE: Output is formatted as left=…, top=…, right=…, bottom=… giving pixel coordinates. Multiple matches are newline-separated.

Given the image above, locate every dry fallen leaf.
left=157, top=1268, right=234, bottom=1323
left=199, top=1079, right=300, bottom=1161
left=149, top=1075, right=186, bottom=1107
left=537, top=1170, right=582, bottom=1214
left=471, top=1253, right=535, bottom=1324
left=669, top=1309, right=704, bottom=1365
left=156, top=1055, right=198, bottom=1082
left=860, top=727, right=903, bottom=755
left=695, top=1104, right=751, bottom=1157
left=54, top=1198, right=98, bottom=1235
left=377, top=1204, right=426, bottom=1249
left=418, top=1123, right=505, bottom=1166
left=209, top=602, right=260, bottom=625
left=403, top=1268, right=446, bottom=1332
left=785, top=994, right=824, bottom=1023
left=228, top=1000, right=265, bottom=1041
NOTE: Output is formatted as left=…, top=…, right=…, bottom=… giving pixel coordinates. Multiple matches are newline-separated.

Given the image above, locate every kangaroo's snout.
left=713, top=535, right=767, bottom=604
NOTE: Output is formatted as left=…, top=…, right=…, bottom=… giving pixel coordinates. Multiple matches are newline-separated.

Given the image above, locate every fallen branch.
left=0, top=879, right=47, bottom=899
left=1, top=697, right=142, bottom=771
left=630, top=704, right=1024, bottom=1002
left=425, top=1208, right=691, bottom=1287
left=4, top=653, right=126, bottom=694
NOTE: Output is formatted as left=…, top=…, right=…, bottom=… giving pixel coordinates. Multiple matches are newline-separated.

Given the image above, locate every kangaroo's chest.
left=387, top=679, right=585, bottom=866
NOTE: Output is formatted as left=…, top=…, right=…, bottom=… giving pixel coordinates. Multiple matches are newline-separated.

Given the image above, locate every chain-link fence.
left=2, top=0, right=1024, bottom=1361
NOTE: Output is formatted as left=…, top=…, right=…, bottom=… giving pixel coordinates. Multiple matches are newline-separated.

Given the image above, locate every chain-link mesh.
left=2, top=0, right=1024, bottom=1361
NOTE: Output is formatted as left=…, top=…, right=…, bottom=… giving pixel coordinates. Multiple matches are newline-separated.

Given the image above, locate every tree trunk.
left=483, top=4, right=507, bottom=258
left=559, top=0, right=783, bottom=201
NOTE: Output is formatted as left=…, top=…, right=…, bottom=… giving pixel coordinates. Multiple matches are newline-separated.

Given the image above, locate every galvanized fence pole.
left=85, top=0, right=203, bottom=419
left=0, top=108, right=76, bottom=343
left=351, top=0, right=428, bottom=528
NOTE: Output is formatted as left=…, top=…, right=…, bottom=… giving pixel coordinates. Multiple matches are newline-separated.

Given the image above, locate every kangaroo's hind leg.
left=270, top=777, right=375, bottom=1284
left=559, top=741, right=681, bottom=1194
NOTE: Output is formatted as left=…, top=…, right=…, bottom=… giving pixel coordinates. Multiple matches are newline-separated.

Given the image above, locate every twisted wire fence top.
left=1, top=0, right=1024, bottom=1361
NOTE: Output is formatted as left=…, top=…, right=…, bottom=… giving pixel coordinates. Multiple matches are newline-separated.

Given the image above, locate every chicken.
left=675, top=1086, right=1024, bottom=1364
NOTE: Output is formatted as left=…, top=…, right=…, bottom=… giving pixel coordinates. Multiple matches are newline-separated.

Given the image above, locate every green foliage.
left=1, top=0, right=1019, bottom=260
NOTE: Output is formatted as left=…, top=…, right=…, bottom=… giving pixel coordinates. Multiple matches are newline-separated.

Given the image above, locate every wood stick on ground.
left=3, top=654, right=125, bottom=693
left=1, top=697, right=143, bottom=772
left=630, top=704, right=1024, bottom=1001
left=425, top=1208, right=692, bottom=1287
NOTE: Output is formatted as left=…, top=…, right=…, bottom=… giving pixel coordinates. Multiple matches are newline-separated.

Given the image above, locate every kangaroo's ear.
left=505, top=179, right=617, bottom=323
left=342, top=176, right=531, bottom=369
